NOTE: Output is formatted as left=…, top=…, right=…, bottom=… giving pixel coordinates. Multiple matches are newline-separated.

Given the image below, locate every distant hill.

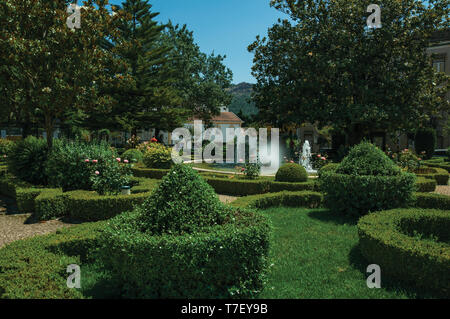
left=226, top=82, right=259, bottom=117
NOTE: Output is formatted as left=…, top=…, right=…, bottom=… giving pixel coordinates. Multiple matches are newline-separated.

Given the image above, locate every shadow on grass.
left=307, top=209, right=359, bottom=226
left=348, top=243, right=448, bottom=299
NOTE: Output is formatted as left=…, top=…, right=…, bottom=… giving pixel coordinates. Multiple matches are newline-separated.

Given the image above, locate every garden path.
left=0, top=196, right=74, bottom=248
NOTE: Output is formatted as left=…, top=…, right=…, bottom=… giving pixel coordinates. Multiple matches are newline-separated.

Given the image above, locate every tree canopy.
left=249, top=0, right=450, bottom=145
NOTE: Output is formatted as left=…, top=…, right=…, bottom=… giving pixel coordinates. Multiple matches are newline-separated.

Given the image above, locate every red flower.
left=151, top=138, right=158, bottom=143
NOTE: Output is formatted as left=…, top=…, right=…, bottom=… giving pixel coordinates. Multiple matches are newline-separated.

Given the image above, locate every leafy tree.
left=0, top=0, right=128, bottom=147
left=90, top=0, right=184, bottom=136
left=161, top=22, right=233, bottom=126
left=249, top=0, right=450, bottom=146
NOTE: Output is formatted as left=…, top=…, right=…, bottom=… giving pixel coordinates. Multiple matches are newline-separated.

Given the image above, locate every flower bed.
left=358, top=208, right=450, bottom=292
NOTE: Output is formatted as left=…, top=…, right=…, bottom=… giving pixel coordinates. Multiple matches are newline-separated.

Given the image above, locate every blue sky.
left=109, top=0, right=287, bottom=84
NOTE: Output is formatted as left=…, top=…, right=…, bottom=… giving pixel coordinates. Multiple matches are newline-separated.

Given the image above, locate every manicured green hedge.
left=358, top=208, right=449, bottom=292
left=65, top=190, right=155, bottom=222
left=231, top=191, right=323, bottom=209
left=415, top=166, right=449, bottom=186
left=415, top=192, right=450, bottom=210
left=319, top=172, right=416, bottom=217
left=421, top=161, right=450, bottom=173
left=415, top=177, right=437, bottom=193
left=131, top=166, right=170, bottom=179
left=0, top=174, right=158, bottom=221
left=132, top=166, right=317, bottom=195
left=0, top=221, right=106, bottom=299
left=99, top=209, right=270, bottom=298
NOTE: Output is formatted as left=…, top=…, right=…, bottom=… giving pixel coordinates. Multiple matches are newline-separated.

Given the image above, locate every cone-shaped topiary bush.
left=99, top=164, right=270, bottom=298
left=336, top=141, right=401, bottom=176
left=319, top=141, right=416, bottom=217
left=138, top=164, right=232, bottom=235
left=275, top=163, right=308, bottom=183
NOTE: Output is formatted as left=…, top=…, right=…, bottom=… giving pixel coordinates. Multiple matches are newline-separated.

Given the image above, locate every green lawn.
left=258, top=207, right=444, bottom=299
left=0, top=206, right=445, bottom=299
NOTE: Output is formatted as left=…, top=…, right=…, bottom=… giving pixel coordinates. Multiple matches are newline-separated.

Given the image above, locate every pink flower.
left=317, top=154, right=321, bottom=158
left=239, top=159, right=244, bottom=163
left=84, top=159, right=90, bottom=163
left=290, top=160, right=294, bottom=163
left=116, top=158, right=121, bottom=162
left=124, top=159, right=129, bottom=163
left=418, top=158, right=422, bottom=161
left=95, top=171, right=100, bottom=175
left=321, top=157, right=326, bottom=161
left=92, top=160, right=98, bottom=164
left=2, top=155, right=6, bottom=158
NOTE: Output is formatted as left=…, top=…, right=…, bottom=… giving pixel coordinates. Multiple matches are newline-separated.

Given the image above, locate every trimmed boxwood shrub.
left=231, top=191, right=323, bottom=209
left=7, top=136, right=49, bottom=185
left=0, top=173, right=158, bottom=221
left=415, top=166, right=449, bottom=186
left=320, top=142, right=416, bottom=217
left=318, top=162, right=339, bottom=177
left=415, top=177, right=437, bottom=193
left=131, top=166, right=170, bottom=179
left=275, top=163, right=308, bottom=183
left=358, top=209, right=449, bottom=292
left=99, top=165, right=270, bottom=298
left=142, top=144, right=173, bottom=169
left=122, top=149, right=143, bottom=163
left=415, top=127, right=436, bottom=159
left=415, top=192, right=450, bottom=210
left=337, top=141, right=401, bottom=176
left=99, top=209, right=270, bottom=298
left=0, top=221, right=105, bottom=299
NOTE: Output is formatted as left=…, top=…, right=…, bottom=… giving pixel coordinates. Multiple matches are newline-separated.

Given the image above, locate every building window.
left=433, top=55, right=446, bottom=73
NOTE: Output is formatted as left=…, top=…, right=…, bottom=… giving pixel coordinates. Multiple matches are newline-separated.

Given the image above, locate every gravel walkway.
left=0, top=196, right=74, bottom=249
left=219, top=195, right=238, bottom=204
left=434, top=186, right=450, bottom=196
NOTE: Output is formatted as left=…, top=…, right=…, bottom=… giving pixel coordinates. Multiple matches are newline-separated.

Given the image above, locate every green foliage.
left=415, top=166, right=449, bottom=186
left=0, top=139, right=14, bottom=157
left=161, top=22, right=233, bottom=122
left=337, top=142, right=401, bottom=176
left=0, top=0, right=128, bottom=147
left=275, top=163, right=308, bottom=183
left=318, top=162, right=339, bottom=177
left=415, top=177, right=437, bottom=193
left=415, top=128, right=437, bottom=159
left=138, top=165, right=231, bottom=235
left=319, top=171, right=416, bottom=217
left=131, top=166, right=171, bottom=179
left=0, top=172, right=158, bottom=221
left=231, top=191, right=323, bottom=209
left=358, top=209, right=450, bottom=292
left=7, top=136, right=49, bottom=185
left=46, top=140, right=129, bottom=194
left=250, top=0, right=449, bottom=142
left=122, top=149, right=143, bottom=163
left=243, top=162, right=261, bottom=179
left=0, top=221, right=106, bottom=299
left=415, top=192, right=450, bottom=210
left=142, top=144, right=173, bottom=169
left=99, top=209, right=270, bottom=298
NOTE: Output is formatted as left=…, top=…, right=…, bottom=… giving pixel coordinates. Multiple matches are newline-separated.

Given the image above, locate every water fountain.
left=300, top=140, right=317, bottom=173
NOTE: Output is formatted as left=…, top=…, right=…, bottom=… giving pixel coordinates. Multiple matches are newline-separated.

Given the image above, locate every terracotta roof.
left=189, top=112, right=244, bottom=124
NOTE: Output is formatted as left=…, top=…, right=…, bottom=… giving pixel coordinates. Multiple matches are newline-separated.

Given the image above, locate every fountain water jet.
left=300, top=140, right=317, bottom=173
